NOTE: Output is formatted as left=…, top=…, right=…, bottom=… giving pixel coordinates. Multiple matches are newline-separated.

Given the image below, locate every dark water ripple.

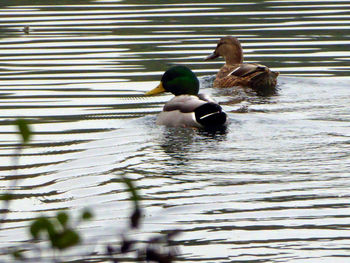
left=0, top=0, right=350, bottom=262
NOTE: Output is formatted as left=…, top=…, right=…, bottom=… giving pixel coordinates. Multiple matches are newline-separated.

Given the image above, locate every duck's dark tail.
left=195, top=103, right=227, bottom=128
left=250, top=70, right=279, bottom=96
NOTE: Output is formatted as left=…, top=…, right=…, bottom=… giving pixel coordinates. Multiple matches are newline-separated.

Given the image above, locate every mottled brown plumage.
left=205, top=36, right=279, bottom=95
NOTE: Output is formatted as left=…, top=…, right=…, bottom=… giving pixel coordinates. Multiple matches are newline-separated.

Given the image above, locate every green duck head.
left=146, top=66, right=199, bottom=96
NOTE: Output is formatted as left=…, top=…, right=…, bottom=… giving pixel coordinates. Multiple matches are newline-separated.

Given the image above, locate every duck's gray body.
left=146, top=66, right=227, bottom=129
left=156, top=94, right=226, bottom=128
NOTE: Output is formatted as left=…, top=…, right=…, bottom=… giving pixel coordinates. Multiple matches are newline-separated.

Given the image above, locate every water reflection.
left=160, top=126, right=227, bottom=164
left=161, top=127, right=196, bottom=164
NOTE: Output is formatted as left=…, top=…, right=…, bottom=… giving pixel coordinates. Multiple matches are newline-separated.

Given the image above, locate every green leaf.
left=12, top=249, right=24, bottom=260
left=29, top=217, right=53, bottom=239
left=52, top=229, right=80, bottom=250
left=0, top=193, right=13, bottom=201
left=56, top=211, right=69, bottom=228
left=15, top=119, right=32, bottom=144
left=122, top=176, right=140, bottom=208
left=81, top=209, right=93, bottom=221
left=130, top=207, right=142, bottom=229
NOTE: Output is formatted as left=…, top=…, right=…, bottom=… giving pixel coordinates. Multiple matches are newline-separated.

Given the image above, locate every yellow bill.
left=145, top=82, right=166, bottom=95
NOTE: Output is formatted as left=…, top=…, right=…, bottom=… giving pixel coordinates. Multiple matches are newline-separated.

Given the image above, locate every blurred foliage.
left=0, top=120, right=180, bottom=262
left=29, top=210, right=93, bottom=251
left=122, top=176, right=142, bottom=228
left=0, top=119, right=33, bottom=228
left=15, top=119, right=32, bottom=144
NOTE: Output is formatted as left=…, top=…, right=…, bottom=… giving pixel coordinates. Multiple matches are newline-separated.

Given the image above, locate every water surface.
left=0, top=0, right=350, bottom=262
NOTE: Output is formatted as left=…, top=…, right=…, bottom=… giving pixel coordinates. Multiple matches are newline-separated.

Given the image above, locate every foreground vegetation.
left=0, top=119, right=179, bottom=262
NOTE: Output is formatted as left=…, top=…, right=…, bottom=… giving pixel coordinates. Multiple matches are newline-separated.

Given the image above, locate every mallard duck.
left=145, top=66, right=227, bottom=129
left=205, top=36, right=279, bottom=95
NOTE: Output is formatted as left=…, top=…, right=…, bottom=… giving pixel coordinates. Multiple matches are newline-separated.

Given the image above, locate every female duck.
left=205, top=36, right=279, bottom=95
left=146, top=66, right=227, bottom=129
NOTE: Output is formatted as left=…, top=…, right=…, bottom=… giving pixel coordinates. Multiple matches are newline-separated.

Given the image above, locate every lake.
left=0, top=0, right=350, bottom=262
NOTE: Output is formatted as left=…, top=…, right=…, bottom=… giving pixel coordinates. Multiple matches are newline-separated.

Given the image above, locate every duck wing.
left=158, top=94, right=227, bottom=128
left=197, top=93, right=218, bottom=104
left=163, top=95, right=206, bottom=113
left=229, top=63, right=267, bottom=77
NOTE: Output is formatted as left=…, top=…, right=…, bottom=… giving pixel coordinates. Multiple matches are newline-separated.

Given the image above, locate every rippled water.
left=0, top=0, right=350, bottom=262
